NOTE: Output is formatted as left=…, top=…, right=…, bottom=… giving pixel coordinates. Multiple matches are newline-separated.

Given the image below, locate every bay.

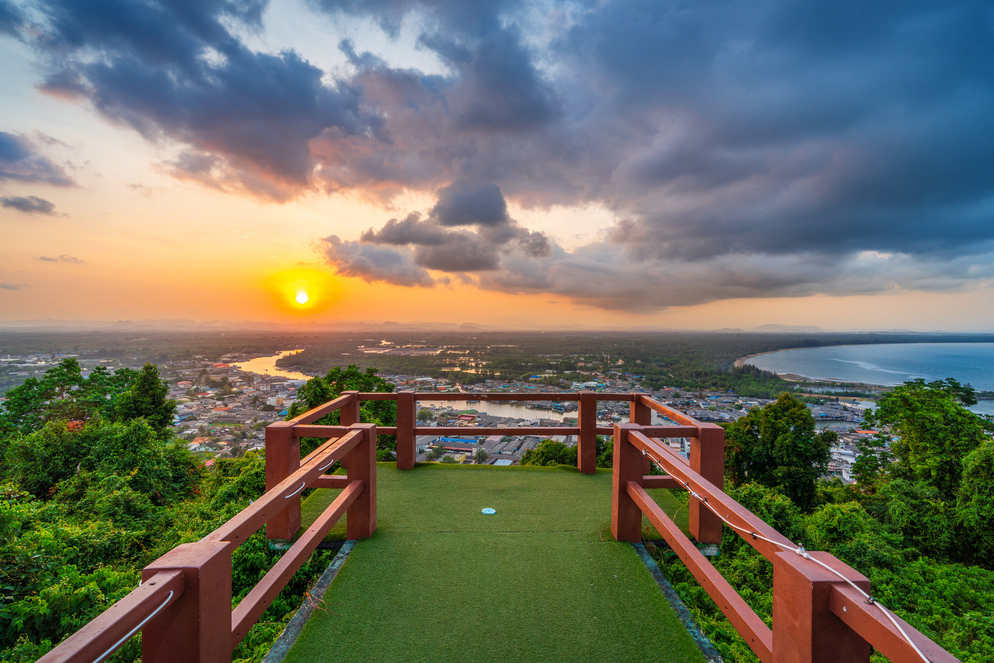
left=744, top=343, right=994, bottom=416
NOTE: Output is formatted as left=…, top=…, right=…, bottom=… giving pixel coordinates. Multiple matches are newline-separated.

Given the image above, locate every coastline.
left=735, top=350, right=887, bottom=389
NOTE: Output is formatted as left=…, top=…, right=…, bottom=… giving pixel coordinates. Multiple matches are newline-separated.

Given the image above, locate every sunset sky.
left=1, top=0, right=993, bottom=331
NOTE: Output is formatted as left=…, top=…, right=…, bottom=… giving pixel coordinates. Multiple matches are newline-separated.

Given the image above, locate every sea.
left=744, top=343, right=994, bottom=416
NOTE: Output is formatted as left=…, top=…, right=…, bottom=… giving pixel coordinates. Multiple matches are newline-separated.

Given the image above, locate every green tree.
left=520, top=440, right=577, bottom=467
left=114, top=363, right=176, bottom=434
left=287, top=365, right=397, bottom=458
left=473, top=448, right=489, bottom=464
left=417, top=408, right=433, bottom=422
left=725, top=393, right=832, bottom=510
left=425, top=444, right=445, bottom=461
left=864, top=378, right=988, bottom=499
left=851, top=433, right=892, bottom=491
left=956, top=439, right=994, bottom=565
left=0, top=359, right=139, bottom=437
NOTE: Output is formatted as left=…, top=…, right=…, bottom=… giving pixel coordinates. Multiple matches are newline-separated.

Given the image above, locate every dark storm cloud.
left=0, top=132, right=75, bottom=187
left=26, top=0, right=375, bottom=201
left=1, top=195, right=59, bottom=215
left=429, top=181, right=509, bottom=227
left=0, top=282, right=27, bottom=290
left=556, top=0, right=994, bottom=263
left=13, top=0, right=994, bottom=308
left=0, top=0, right=24, bottom=36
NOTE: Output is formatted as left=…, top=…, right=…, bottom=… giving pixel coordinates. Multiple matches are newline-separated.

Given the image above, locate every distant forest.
left=3, top=328, right=994, bottom=398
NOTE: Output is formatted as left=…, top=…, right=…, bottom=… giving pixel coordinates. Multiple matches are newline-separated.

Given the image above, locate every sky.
left=1, top=0, right=993, bottom=331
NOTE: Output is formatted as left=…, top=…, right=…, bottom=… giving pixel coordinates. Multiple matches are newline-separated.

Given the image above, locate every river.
left=230, top=350, right=313, bottom=381
left=229, top=352, right=682, bottom=424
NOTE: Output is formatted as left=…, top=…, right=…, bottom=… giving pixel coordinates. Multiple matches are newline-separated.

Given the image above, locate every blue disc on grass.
left=482, top=508, right=496, bottom=515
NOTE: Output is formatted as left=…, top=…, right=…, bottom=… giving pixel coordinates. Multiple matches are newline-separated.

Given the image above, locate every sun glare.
left=264, top=267, right=339, bottom=316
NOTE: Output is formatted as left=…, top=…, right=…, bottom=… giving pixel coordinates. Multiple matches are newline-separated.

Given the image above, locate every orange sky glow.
left=2, top=2, right=993, bottom=332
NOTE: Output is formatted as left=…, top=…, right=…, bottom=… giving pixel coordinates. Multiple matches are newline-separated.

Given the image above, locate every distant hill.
left=753, top=324, right=826, bottom=333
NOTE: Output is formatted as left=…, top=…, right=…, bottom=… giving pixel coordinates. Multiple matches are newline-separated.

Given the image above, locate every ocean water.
left=745, top=343, right=994, bottom=416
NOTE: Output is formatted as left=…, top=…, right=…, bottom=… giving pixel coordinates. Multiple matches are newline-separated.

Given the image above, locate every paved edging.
left=263, top=540, right=357, bottom=663
left=632, top=542, right=724, bottom=663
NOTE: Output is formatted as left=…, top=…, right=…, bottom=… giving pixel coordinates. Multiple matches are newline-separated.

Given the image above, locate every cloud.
left=36, top=254, right=84, bottom=264
left=1, top=195, right=60, bottom=215
left=12, top=0, right=994, bottom=308
left=24, top=0, right=377, bottom=202
left=319, top=235, right=435, bottom=287
left=0, top=0, right=24, bottom=36
left=0, top=282, right=27, bottom=290
left=429, top=181, right=510, bottom=227
left=345, top=184, right=551, bottom=274
left=0, top=132, right=75, bottom=187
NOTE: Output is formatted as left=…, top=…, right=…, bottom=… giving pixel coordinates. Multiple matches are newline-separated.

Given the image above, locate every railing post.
left=630, top=396, right=652, bottom=474
left=578, top=392, right=597, bottom=474
left=346, top=423, right=377, bottom=539
left=772, top=552, right=871, bottom=663
left=142, top=541, right=232, bottom=663
left=339, top=391, right=361, bottom=426
left=612, top=423, right=644, bottom=542
left=396, top=392, right=416, bottom=470
left=265, top=420, right=299, bottom=540
left=689, top=422, right=724, bottom=545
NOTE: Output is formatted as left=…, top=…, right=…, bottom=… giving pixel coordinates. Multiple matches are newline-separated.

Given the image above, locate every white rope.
left=283, top=480, right=306, bottom=499
left=92, top=590, right=174, bottom=663
left=681, top=480, right=931, bottom=663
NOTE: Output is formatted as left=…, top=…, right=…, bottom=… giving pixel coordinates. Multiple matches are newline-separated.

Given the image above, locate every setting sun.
left=263, top=267, right=340, bottom=316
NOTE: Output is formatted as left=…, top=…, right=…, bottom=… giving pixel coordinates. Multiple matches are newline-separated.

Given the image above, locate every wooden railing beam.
left=230, top=482, right=362, bottom=647
left=142, top=542, right=232, bottom=663
left=630, top=430, right=794, bottom=559
left=265, top=421, right=299, bottom=541
left=36, top=571, right=184, bottom=663
left=346, top=423, right=377, bottom=539
left=628, top=482, right=774, bottom=662
left=829, top=584, right=960, bottom=663
left=578, top=392, right=597, bottom=474
left=772, top=551, right=871, bottom=663
left=396, top=392, right=416, bottom=469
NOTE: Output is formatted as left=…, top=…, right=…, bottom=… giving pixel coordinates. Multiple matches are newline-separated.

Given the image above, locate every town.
left=1, top=349, right=876, bottom=483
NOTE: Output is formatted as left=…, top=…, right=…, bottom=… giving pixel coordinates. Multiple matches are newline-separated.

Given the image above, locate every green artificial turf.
left=284, top=464, right=706, bottom=663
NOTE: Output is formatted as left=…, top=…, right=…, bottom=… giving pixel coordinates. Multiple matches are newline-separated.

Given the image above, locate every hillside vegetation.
left=652, top=384, right=994, bottom=662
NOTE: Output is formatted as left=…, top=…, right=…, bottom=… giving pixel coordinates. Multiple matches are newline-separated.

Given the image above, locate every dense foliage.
left=725, top=393, right=834, bottom=509
left=0, top=360, right=333, bottom=662
left=286, top=364, right=397, bottom=459
left=651, top=382, right=994, bottom=662
left=519, top=436, right=613, bottom=469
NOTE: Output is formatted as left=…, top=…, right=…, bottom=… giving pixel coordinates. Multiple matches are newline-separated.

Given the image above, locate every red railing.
left=33, top=391, right=961, bottom=663
left=612, top=422, right=960, bottom=663
left=37, top=423, right=377, bottom=663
